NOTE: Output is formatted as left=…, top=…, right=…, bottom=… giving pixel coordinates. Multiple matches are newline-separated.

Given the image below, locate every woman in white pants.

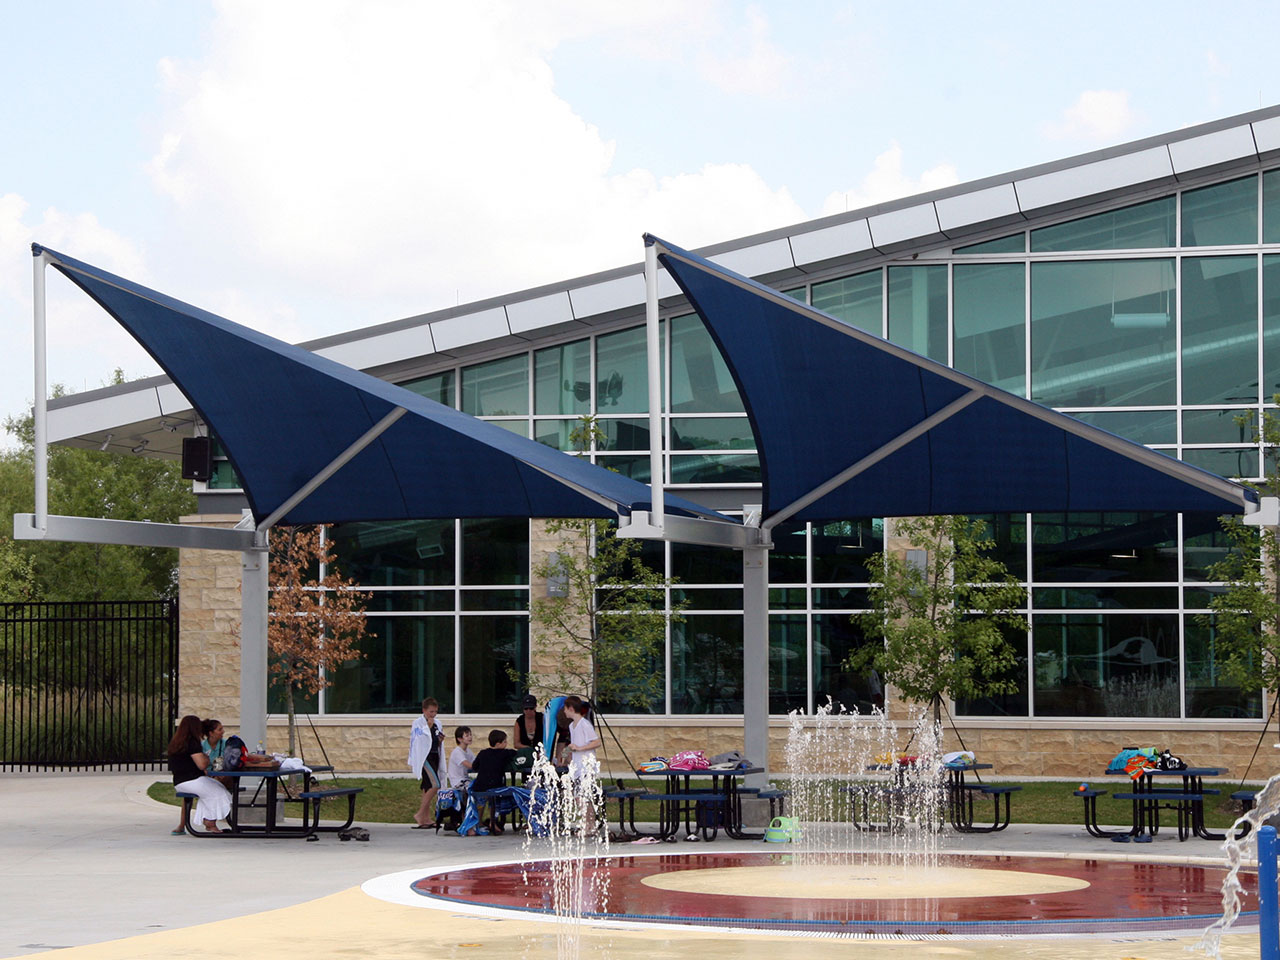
left=168, top=715, right=232, bottom=833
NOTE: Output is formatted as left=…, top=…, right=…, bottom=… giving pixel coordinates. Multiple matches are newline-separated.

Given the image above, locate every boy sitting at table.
left=469, top=729, right=517, bottom=835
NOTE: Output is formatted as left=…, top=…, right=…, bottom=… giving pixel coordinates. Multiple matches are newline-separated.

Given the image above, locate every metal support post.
left=742, top=503, right=769, bottom=789
left=644, top=238, right=664, bottom=529
left=32, top=250, right=48, bottom=533
left=1261, top=825, right=1280, bottom=960
left=240, top=547, right=269, bottom=751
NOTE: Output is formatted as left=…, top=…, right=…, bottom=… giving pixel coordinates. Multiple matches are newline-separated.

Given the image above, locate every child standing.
left=408, top=697, right=445, bottom=829
left=563, top=696, right=602, bottom=832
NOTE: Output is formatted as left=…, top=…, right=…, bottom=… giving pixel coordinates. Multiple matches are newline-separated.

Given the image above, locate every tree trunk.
left=286, top=683, right=297, bottom=758
left=932, top=693, right=942, bottom=730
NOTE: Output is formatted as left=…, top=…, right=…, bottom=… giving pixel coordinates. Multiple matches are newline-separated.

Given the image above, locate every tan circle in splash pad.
left=640, top=864, right=1090, bottom=901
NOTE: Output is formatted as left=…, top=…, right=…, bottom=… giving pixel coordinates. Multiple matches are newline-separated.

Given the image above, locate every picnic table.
left=1102, top=767, right=1227, bottom=842
left=177, top=765, right=360, bottom=839
left=627, top=767, right=764, bottom=841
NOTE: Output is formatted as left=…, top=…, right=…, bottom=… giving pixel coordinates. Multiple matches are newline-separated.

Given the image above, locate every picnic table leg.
left=1082, top=793, right=1124, bottom=838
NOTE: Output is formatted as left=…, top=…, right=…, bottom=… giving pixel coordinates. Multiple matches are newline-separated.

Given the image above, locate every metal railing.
left=0, top=600, right=178, bottom=771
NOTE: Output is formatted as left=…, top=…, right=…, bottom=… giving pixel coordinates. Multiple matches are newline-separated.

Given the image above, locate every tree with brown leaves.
left=267, top=526, right=370, bottom=756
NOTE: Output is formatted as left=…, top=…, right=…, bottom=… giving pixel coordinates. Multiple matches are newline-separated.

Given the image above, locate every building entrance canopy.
left=35, top=245, right=728, bottom=528
left=647, top=235, right=1257, bottom=525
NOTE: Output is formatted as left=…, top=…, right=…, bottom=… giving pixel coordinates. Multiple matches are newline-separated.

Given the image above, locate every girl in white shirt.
left=563, top=696, right=602, bottom=833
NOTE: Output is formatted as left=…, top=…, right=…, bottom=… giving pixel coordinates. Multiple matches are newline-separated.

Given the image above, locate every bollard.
left=1261, top=825, right=1279, bottom=960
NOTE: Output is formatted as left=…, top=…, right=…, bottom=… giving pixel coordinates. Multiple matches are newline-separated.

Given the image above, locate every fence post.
left=1261, top=825, right=1279, bottom=960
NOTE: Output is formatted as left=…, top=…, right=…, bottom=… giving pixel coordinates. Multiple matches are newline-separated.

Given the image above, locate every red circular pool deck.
left=411, top=852, right=1258, bottom=937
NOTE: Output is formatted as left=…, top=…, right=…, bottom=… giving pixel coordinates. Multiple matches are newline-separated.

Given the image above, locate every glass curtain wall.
left=296, top=166, right=1280, bottom=720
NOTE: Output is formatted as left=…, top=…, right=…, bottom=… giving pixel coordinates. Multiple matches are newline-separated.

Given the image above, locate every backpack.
left=222, top=735, right=247, bottom=772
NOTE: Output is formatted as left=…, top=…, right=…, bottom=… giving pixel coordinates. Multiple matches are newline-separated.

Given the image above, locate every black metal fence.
left=0, top=600, right=178, bottom=771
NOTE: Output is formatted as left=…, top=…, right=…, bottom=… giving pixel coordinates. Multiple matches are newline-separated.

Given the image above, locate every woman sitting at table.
left=511, top=694, right=544, bottom=754
left=168, top=714, right=232, bottom=835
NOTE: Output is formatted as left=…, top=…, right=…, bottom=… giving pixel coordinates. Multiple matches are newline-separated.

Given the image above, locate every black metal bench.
left=954, top=784, right=1019, bottom=833
left=1076, top=787, right=1125, bottom=838
left=292, top=786, right=362, bottom=833
left=1112, top=791, right=1204, bottom=841
left=604, top=785, right=648, bottom=839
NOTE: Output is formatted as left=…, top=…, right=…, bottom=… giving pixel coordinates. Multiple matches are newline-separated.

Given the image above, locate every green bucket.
left=763, top=816, right=800, bottom=843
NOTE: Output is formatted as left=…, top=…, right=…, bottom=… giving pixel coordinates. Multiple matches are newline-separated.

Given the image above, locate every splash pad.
left=394, top=850, right=1257, bottom=940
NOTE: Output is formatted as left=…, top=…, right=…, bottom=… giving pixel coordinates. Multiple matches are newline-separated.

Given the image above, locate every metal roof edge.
left=46, top=104, right=1280, bottom=415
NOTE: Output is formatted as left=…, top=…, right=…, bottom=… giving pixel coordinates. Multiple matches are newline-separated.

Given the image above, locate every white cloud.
left=145, top=0, right=807, bottom=322
left=698, top=4, right=792, bottom=99
left=0, top=195, right=162, bottom=432
left=819, top=142, right=959, bottom=216
left=1043, top=90, right=1136, bottom=142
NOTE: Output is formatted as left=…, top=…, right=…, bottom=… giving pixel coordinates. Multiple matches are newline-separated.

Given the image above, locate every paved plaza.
left=0, top=772, right=1264, bottom=960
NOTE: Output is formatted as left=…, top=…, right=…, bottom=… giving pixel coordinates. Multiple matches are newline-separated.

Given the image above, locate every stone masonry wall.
left=176, top=514, right=245, bottom=725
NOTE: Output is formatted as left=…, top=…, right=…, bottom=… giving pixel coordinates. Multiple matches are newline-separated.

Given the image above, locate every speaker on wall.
left=181, top=436, right=213, bottom=482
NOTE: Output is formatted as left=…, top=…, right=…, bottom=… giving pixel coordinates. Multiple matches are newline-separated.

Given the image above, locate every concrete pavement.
left=0, top=771, right=1263, bottom=960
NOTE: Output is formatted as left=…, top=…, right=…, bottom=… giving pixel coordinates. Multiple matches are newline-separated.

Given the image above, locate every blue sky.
left=2, top=0, right=1279, bottom=444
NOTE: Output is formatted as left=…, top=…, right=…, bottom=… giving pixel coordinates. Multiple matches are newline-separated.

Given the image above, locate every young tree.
left=1195, top=406, right=1280, bottom=704
left=848, top=514, right=1028, bottom=726
left=0, top=371, right=196, bottom=601
left=528, top=417, right=685, bottom=712
left=266, top=526, right=371, bottom=755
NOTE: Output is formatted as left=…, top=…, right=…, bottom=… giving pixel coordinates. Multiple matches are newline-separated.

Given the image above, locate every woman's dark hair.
left=168, top=715, right=203, bottom=755
left=201, top=719, right=222, bottom=737
left=563, top=695, right=589, bottom=719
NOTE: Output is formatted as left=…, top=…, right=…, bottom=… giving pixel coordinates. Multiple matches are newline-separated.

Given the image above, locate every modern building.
left=48, top=105, right=1280, bottom=774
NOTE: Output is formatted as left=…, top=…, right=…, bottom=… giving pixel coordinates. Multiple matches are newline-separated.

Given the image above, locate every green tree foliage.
left=849, top=514, right=1028, bottom=725
left=0, top=372, right=196, bottom=601
left=1196, top=406, right=1280, bottom=697
left=528, top=417, right=685, bottom=712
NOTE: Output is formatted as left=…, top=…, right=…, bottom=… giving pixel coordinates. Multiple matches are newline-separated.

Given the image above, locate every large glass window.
left=955, top=233, right=1024, bottom=255
left=1181, top=256, right=1258, bottom=404
left=461, top=355, right=528, bottom=417
left=400, top=371, right=454, bottom=407
left=461, top=616, right=527, bottom=713
left=1265, top=170, right=1280, bottom=244
left=811, top=519, right=881, bottom=583
left=954, top=622, right=1028, bottom=717
left=328, top=616, right=454, bottom=713
left=461, top=518, right=528, bottom=585
left=670, top=315, right=744, bottom=413
left=1182, top=176, right=1258, bottom=247
left=810, top=271, right=881, bottom=335
left=953, top=262, right=1025, bottom=395
left=595, top=325, right=656, bottom=413
left=769, top=614, right=807, bottom=715
left=534, top=340, right=590, bottom=415
left=1032, top=512, right=1179, bottom=584
left=1265, top=255, right=1280, bottom=398
left=887, top=265, right=947, bottom=362
left=670, top=417, right=755, bottom=450
left=1184, top=615, right=1262, bottom=719
left=671, top=614, right=743, bottom=713
left=1031, top=259, right=1176, bottom=407
left=1031, top=197, right=1175, bottom=252
left=1032, top=613, right=1180, bottom=717
left=1069, top=410, right=1176, bottom=446
left=813, top=614, right=880, bottom=713
left=330, top=520, right=455, bottom=586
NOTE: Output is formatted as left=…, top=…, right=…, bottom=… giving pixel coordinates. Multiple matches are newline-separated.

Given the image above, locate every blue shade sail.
left=37, top=245, right=727, bottom=528
left=648, top=236, right=1254, bottom=521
